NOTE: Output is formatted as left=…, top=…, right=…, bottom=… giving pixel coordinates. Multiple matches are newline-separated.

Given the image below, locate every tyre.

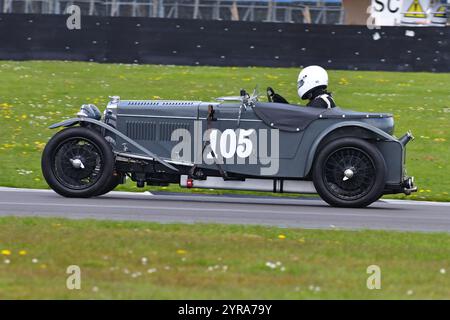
left=41, top=127, right=116, bottom=198
left=93, top=173, right=123, bottom=196
left=312, top=137, right=386, bottom=208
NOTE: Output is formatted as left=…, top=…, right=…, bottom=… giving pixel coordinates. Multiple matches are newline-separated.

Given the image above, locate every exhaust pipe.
left=180, top=175, right=317, bottom=194
left=399, top=130, right=414, bottom=146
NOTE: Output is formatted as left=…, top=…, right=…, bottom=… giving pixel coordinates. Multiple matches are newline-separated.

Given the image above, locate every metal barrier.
left=0, top=0, right=343, bottom=23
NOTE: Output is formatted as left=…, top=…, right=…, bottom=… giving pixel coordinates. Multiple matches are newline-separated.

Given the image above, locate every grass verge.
left=0, top=217, right=449, bottom=299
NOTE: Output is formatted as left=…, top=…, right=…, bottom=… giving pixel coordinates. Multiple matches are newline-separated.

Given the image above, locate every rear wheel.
left=312, top=138, right=386, bottom=208
left=41, top=127, right=116, bottom=198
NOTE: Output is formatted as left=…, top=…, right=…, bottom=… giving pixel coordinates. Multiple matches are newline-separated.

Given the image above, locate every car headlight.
left=77, top=104, right=102, bottom=121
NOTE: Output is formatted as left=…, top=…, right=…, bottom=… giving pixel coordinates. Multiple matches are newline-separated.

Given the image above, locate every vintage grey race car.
left=41, top=89, right=417, bottom=207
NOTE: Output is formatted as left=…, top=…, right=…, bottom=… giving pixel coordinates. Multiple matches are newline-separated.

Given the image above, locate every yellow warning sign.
left=404, top=0, right=427, bottom=18
left=434, top=5, right=446, bottom=18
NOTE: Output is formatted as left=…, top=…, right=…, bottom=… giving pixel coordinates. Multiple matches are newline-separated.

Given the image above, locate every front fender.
left=304, top=121, right=400, bottom=176
left=48, top=118, right=81, bottom=129
left=48, top=117, right=178, bottom=172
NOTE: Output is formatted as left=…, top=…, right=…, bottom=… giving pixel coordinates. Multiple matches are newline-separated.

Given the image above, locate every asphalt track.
left=0, top=187, right=449, bottom=232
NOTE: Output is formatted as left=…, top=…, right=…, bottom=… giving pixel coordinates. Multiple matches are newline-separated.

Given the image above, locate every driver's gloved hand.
left=267, top=87, right=289, bottom=104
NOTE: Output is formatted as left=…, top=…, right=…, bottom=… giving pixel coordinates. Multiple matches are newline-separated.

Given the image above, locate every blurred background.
left=0, top=0, right=448, bottom=71
left=0, top=0, right=447, bottom=25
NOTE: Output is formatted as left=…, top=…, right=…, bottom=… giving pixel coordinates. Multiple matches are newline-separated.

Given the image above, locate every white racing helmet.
left=297, top=65, right=328, bottom=100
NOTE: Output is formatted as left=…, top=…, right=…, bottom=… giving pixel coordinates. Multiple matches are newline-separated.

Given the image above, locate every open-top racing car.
left=41, top=89, right=417, bottom=207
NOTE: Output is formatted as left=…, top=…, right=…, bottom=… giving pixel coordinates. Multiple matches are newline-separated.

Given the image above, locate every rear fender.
left=48, top=118, right=178, bottom=172
left=304, top=121, right=401, bottom=176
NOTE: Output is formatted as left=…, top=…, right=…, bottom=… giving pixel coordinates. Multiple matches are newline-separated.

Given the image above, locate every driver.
left=297, top=65, right=335, bottom=109
left=267, top=65, right=336, bottom=109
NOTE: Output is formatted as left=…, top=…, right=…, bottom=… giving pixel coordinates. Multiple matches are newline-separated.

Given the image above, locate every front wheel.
left=312, top=138, right=386, bottom=208
left=93, top=173, right=124, bottom=196
left=41, top=127, right=116, bottom=198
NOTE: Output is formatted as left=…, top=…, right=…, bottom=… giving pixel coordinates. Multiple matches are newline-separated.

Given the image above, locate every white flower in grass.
left=92, top=286, right=99, bottom=293
left=308, top=285, right=321, bottom=292
left=406, top=290, right=414, bottom=296
left=31, top=258, right=38, bottom=264
left=207, top=265, right=228, bottom=272
left=141, top=257, right=148, bottom=265
left=147, top=268, right=157, bottom=274
left=4, top=259, right=10, bottom=264
left=440, top=268, right=446, bottom=275
left=266, top=261, right=285, bottom=271
left=16, top=169, right=33, bottom=175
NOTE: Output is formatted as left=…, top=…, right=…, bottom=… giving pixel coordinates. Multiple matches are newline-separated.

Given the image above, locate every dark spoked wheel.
left=42, top=127, right=115, bottom=198
left=312, top=138, right=386, bottom=208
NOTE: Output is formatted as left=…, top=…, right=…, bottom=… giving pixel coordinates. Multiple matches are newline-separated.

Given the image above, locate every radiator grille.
left=126, top=121, right=157, bottom=140
left=159, top=122, right=191, bottom=141
left=126, top=121, right=191, bottom=141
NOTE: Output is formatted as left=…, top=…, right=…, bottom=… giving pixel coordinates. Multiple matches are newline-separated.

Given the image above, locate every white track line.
left=1, top=201, right=450, bottom=222
left=0, top=186, right=448, bottom=206
left=0, top=200, right=446, bottom=221
left=0, top=201, right=372, bottom=217
left=381, top=199, right=450, bottom=207
left=0, top=187, right=153, bottom=196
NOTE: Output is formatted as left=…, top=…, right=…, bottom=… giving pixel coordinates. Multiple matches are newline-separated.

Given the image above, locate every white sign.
left=429, top=2, right=447, bottom=26
left=371, top=0, right=403, bottom=26
left=400, top=0, right=431, bottom=25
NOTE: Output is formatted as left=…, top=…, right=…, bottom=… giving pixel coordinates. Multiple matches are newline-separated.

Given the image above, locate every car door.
left=197, top=102, right=305, bottom=178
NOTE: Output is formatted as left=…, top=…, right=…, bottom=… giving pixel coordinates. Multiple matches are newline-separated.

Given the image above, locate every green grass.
left=0, top=217, right=449, bottom=299
left=0, top=61, right=449, bottom=201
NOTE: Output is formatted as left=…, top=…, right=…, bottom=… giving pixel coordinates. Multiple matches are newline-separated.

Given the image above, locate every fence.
left=0, top=0, right=343, bottom=23
left=0, top=13, right=448, bottom=71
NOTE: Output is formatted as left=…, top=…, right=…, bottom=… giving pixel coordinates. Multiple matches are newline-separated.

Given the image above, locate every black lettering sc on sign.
left=374, top=0, right=401, bottom=13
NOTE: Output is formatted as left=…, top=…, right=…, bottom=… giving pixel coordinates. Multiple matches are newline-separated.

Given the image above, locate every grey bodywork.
left=51, top=98, right=408, bottom=191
